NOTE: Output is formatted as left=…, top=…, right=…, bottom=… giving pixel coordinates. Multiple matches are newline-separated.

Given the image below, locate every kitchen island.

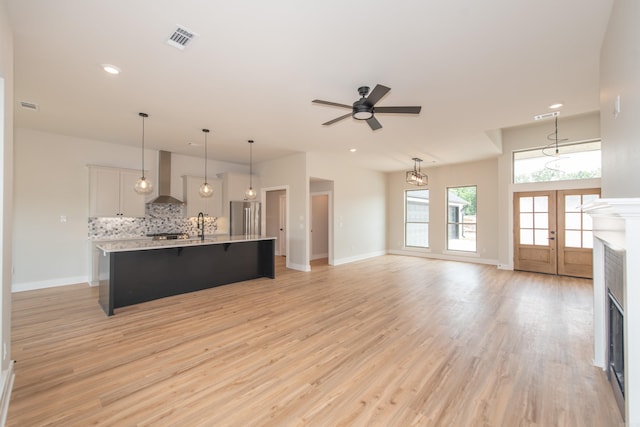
left=96, top=235, right=276, bottom=315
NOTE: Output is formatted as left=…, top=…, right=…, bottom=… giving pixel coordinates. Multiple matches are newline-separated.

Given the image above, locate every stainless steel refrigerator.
left=229, top=201, right=261, bottom=236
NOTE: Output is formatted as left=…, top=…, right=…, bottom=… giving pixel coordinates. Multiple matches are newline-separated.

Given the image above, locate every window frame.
left=446, top=185, right=477, bottom=253
left=512, top=139, right=601, bottom=184
left=404, top=189, right=430, bottom=249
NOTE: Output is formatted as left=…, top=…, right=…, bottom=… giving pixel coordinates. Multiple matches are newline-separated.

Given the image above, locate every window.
left=447, top=186, right=477, bottom=252
left=405, top=189, right=429, bottom=248
left=563, top=193, right=599, bottom=248
left=513, top=140, right=601, bottom=183
left=518, top=195, right=550, bottom=245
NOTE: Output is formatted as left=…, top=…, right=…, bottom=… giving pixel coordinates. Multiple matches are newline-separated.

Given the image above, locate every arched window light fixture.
left=199, top=128, right=213, bottom=197
left=134, top=112, right=153, bottom=194
left=244, top=140, right=257, bottom=200
left=406, top=157, right=427, bottom=186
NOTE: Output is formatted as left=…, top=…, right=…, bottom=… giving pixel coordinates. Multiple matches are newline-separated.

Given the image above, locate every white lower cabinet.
left=182, top=175, right=222, bottom=218
left=89, top=166, right=147, bottom=217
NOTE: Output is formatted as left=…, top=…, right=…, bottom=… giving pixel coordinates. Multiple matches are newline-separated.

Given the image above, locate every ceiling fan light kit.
left=313, top=84, right=421, bottom=131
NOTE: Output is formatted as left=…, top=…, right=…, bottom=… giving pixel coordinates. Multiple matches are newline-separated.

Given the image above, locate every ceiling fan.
left=312, top=84, right=421, bottom=130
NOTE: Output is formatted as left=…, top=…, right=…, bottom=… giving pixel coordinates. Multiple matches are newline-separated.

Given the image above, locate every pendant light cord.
left=139, top=112, right=148, bottom=178
left=203, top=129, right=209, bottom=183
left=248, top=140, right=254, bottom=188
left=554, top=116, right=559, bottom=154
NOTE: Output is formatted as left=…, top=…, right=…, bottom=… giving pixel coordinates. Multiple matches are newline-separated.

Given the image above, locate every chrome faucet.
left=197, top=212, right=205, bottom=240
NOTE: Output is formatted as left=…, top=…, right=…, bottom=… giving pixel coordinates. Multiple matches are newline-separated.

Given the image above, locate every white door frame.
left=310, top=190, right=334, bottom=265
left=261, top=185, right=290, bottom=264
left=278, top=194, right=286, bottom=256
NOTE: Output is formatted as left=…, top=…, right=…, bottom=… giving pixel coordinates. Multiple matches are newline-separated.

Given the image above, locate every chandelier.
left=406, top=157, right=427, bottom=186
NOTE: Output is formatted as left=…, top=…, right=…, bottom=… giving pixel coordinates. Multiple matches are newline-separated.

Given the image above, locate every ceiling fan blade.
left=365, top=84, right=391, bottom=106
left=374, top=106, right=422, bottom=114
left=322, top=113, right=352, bottom=126
left=312, top=99, right=352, bottom=109
left=367, top=116, right=382, bottom=130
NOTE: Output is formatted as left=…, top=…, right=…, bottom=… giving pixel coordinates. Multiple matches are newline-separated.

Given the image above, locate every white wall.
left=12, top=128, right=248, bottom=289
left=387, top=157, right=499, bottom=264
left=0, top=0, right=15, bottom=396
left=308, top=152, right=386, bottom=265
left=600, top=0, right=640, bottom=198
left=599, top=2, right=640, bottom=421
left=496, top=112, right=601, bottom=267
left=256, top=152, right=309, bottom=270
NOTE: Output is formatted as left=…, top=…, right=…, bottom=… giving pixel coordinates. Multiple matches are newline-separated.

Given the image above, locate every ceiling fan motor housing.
left=352, top=98, right=373, bottom=120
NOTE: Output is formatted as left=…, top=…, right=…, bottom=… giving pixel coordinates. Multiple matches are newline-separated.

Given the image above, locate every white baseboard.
left=311, top=253, right=328, bottom=261
left=0, top=361, right=15, bottom=427
left=388, top=249, right=499, bottom=266
left=333, top=250, right=386, bottom=266
left=12, top=275, right=89, bottom=292
left=287, top=262, right=311, bottom=272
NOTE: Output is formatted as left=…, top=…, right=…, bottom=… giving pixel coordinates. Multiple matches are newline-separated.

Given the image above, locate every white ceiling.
left=7, top=1, right=613, bottom=172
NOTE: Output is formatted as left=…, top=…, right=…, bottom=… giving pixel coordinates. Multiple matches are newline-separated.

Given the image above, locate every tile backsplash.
left=89, top=203, right=218, bottom=240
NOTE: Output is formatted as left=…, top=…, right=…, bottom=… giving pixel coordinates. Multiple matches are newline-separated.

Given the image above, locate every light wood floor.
left=8, top=255, right=623, bottom=426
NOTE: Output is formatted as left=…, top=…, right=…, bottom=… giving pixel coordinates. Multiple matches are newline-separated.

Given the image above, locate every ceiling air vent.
left=167, top=26, right=197, bottom=50
left=534, top=111, right=560, bottom=121
left=20, top=101, right=39, bottom=111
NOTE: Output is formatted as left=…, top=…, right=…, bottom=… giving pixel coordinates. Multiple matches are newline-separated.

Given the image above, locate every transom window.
left=513, top=140, right=601, bottom=183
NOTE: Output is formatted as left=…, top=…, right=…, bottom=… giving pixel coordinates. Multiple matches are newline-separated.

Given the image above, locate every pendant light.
left=199, top=128, right=213, bottom=197
left=244, top=140, right=257, bottom=200
left=134, top=112, right=153, bottom=194
left=543, top=115, right=568, bottom=172
left=406, top=157, right=427, bottom=186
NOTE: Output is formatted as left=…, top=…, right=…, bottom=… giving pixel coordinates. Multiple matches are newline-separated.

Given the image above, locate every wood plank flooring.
left=8, top=255, right=623, bottom=426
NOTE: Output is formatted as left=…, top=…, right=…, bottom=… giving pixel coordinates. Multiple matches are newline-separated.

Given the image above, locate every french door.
left=514, top=188, right=600, bottom=278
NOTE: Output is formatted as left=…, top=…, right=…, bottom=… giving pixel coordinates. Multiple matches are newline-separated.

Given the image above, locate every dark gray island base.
left=97, top=236, right=276, bottom=316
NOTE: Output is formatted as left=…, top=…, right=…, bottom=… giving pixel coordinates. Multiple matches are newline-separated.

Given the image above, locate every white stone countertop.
left=96, top=235, right=276, bottom=253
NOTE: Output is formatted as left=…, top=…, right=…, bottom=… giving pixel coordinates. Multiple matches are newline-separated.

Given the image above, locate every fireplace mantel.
left=584, top=197, right=640, bottom=425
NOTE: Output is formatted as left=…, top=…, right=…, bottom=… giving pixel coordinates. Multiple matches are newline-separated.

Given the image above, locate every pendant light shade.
left=406, top=157, right=427, bottom=186
left=134, top=112, right=153, bottom=194
left=199, top=128, right=213, bottom=198
left=244, top=140, right=257, bottom=200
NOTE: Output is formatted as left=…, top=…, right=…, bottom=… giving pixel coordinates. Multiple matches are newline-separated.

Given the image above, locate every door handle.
left=548, top=237, right=555, bottom=240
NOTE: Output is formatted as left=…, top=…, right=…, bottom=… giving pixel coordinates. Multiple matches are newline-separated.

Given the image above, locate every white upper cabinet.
left=182, top=175, right=222, bottom=218
left=89, top=166, right=147, bottom=217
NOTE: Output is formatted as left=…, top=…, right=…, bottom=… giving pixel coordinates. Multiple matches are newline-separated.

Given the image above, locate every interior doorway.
left=310, top=193, right=329, bottom=265
left=264, top=188, right=287, bottom=257
left=309, top=178, right=333, bottom=268
left=513, top=188, right=600, bottom=278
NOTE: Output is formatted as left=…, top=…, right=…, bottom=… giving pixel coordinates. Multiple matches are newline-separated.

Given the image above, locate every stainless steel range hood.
left=147, top=151, right=184, bottom=205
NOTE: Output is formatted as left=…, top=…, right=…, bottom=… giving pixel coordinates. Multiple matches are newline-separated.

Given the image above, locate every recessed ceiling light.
left=188, top=142, right=200, bottom=147
left=101, top=64, right=121, bottom=75
left=349, top=148, right=357, bottom=152
left=549, top=103, right=563, bottom=109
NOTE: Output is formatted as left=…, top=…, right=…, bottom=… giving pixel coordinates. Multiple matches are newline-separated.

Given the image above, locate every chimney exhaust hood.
left=147, top=151, right=184, bottom=205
